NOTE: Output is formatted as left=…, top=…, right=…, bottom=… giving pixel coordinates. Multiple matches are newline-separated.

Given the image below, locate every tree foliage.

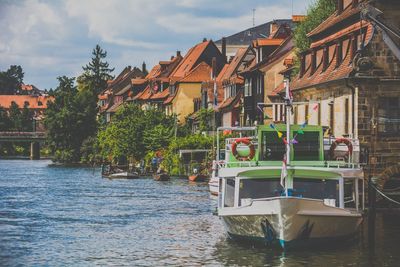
left=44, top=76, right=98, bottom=163
left=294, top=0, right=336, bottom=54
left=80, top=44, right=114, bottom=94
left=97, top=104, right=176, bottom=163
left=0, top=65, right=24, bottom=95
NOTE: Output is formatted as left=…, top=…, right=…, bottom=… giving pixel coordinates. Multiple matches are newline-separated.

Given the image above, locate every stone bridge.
left=0, top=131, right=46, bottom=159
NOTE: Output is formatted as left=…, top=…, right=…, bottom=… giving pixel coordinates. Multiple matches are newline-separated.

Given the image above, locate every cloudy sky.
left=0, top=0, right=313, bottom=89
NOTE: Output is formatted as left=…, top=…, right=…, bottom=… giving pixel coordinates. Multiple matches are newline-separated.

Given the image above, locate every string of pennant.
left=269, top=103, right=319, bottom=145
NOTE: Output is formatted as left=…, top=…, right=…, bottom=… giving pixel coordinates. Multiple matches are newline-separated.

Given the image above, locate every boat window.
left=239, top=178, right=283, bottom=205
left=224, top=178, right=235, bottom=207
left=344, top=179, right=356, bottom=209
left=293, top=178, right=339, bottom=205
left=260, top=131, right=286, bottom=161
left=293, top=131, right=320, bottom=161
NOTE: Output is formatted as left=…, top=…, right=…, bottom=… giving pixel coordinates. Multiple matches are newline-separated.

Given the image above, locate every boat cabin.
left=216, top=124, right=364, bottom=212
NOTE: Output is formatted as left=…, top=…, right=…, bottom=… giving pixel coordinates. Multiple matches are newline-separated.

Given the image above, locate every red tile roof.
left=171, top=40, right=211, bottom=79
left=218, top=47, right=249, bottom=82
left=252, top=38, right=285, bottom=48
left=310, top=20, right=370, bottom=48
left=292, top=15, right=306, bottom=23
left=292, top=23, right=374, bottom=91
left=131, top=78, right=147, bottom=85
left=179, top=62, right=211, bottom=83
left=0, top=95, right=53, bottom=109
left=307, top=2, right=363, bottom=39
left=218, top=91, right=242, bottom=111
left=146, top=65, right=162, bottom=79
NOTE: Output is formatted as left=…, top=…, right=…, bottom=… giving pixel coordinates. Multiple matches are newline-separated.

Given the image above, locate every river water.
left=0, top=160, right=399, bottom=266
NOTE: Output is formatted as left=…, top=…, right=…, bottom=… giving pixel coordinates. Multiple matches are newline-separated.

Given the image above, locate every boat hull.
left=104, top=172, right=139, bottom=179
left=220, top=197, right=363, bottom=249
left=208, top=177, right=219, bottom=196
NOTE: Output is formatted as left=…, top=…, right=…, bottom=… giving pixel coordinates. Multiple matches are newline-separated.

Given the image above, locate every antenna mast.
left=252, top=8, right=256, bottom=26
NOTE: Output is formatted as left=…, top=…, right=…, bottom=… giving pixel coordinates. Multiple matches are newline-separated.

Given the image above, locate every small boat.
left=153, top=172, right=170, bottom=181
left=101, top=164, right=139, bottom=179
left=107, top=171, right=139, bottom=179
left=188, top=174, right=208, bottom=182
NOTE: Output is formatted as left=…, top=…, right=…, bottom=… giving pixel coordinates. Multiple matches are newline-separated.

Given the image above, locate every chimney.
left=323, top=46, right=329, bottom=71
left=203, top=37, right=207, bottom=42
left=270, top=21, right=279, bottom=36
left=176, top=51, right=181, bottom=58
left=142, top=62, right=146, bottom=73
left=221, top=37, right=227, bottom=62
left=337, top=0, right=344, bottom=14
left=212, top=57, right=217, bottom=79
left=310, top=50, right=317, bottom=75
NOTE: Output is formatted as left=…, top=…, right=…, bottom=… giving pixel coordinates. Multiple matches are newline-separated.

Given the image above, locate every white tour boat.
left=216, top=82, right=365, bottom=249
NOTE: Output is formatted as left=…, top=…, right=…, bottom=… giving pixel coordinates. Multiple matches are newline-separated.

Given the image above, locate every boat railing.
left=217, top=159, right=362, bottom=169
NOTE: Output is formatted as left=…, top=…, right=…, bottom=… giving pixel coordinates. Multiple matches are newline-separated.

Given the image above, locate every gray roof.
left=215, top=19, right=293, bottom=46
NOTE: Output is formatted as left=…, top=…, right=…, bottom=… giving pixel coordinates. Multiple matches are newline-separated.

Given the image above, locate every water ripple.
left=1, top=160, right=400, bottom=266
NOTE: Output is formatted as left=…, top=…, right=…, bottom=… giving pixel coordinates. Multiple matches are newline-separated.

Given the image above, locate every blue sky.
left=0, top=0, right=313, bottom=89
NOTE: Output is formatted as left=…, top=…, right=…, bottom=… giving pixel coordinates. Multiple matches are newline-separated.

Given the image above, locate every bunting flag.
left=269, top=102, right=320, bottom=145
left=282, top=137, right=288, bottom=145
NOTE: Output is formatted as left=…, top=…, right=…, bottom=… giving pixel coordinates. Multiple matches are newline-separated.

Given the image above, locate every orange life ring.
left=329, top=138, right=353, bottom=160
left=231, top=138, right=255, bottom=161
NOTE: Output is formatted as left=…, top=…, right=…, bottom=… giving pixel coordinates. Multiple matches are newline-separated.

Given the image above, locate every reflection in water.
left=0, top=160, right=399, bottom=266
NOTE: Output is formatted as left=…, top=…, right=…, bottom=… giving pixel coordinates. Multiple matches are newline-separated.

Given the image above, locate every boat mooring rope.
left=371, top=183, right=400, bottom=206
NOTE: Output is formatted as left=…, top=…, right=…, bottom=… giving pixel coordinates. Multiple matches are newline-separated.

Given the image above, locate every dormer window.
left=299, top=54, right=306, bottom=78
left=311, top=50, right=317, bottom=75
left=323, top=46, right=329, bottom=71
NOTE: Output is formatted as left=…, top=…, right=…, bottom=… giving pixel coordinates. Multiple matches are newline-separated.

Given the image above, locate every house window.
left=256, top=76, right=262, bottom=94
left=294, top=106, right=298, bottom=124
left=170, top=85, right=175, bottom=95
left=244, top=79, right=252, bottom=96
left=378, top=97, right=400, bottom=136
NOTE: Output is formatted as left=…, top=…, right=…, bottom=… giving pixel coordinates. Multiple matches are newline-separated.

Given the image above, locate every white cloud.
left=0, top=0, right=312, bottom=89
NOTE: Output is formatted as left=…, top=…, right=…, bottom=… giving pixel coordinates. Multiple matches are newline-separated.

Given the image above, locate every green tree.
left=80, top=44, right=114, bottom=94
left=21, top=102, right=34, bottom=131
left=0, top=106, right=12, bottom=130
left=294, top=0, right=336, bottom=54
left=44, top=76, right=98, bottom=163
left=98, top=104, right=176, bottom=163
left=0, top=65, right=24, bottom=95
left=8, top=102, right=22, bottom=131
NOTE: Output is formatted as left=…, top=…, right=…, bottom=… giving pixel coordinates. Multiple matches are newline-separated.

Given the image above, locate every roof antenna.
left=252, top=8, right=256, bottom=26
